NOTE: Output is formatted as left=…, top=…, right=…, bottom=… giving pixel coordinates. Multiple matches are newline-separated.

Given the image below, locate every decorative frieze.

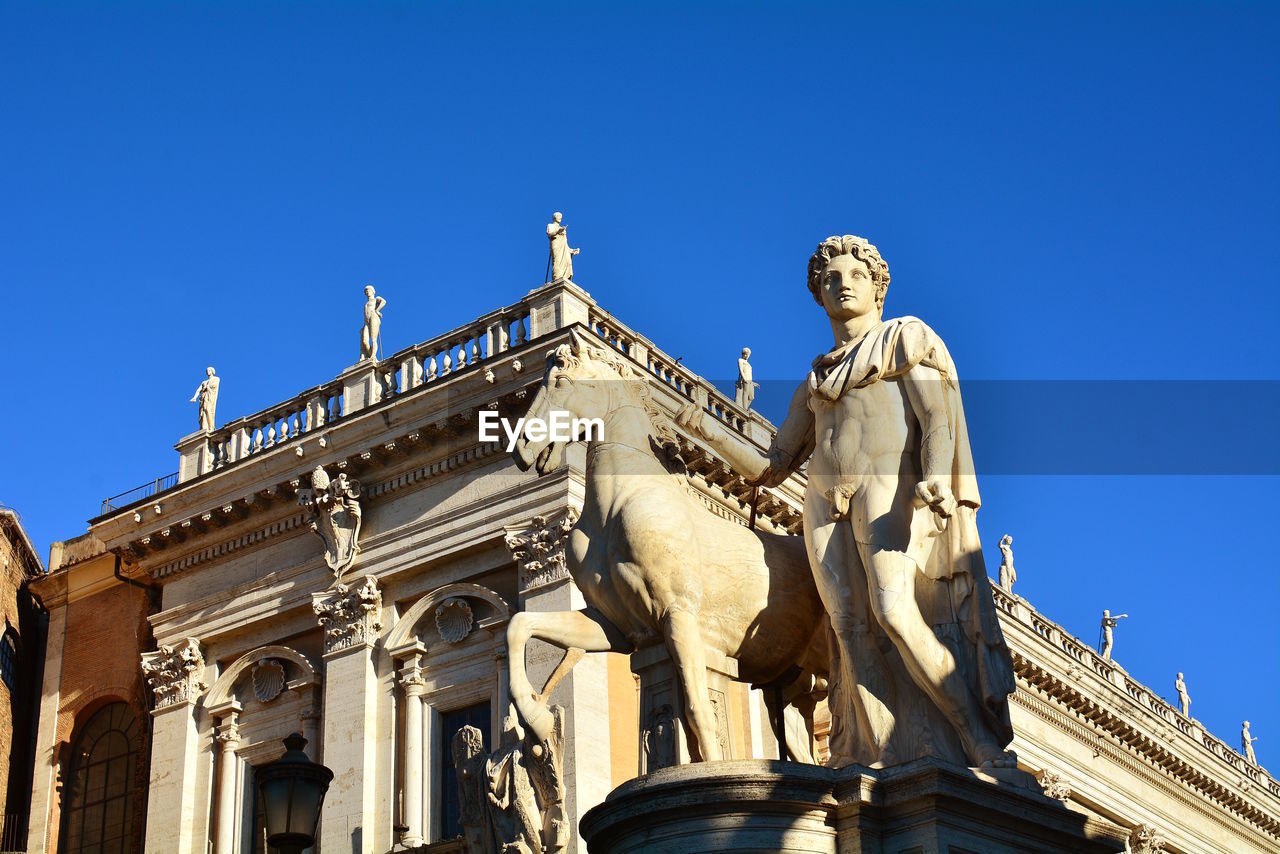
left=141, top=638, right=206, bottom=709
left=504, top=509, right=579, bottom=592
left=312, top=575, right=382, bottom=655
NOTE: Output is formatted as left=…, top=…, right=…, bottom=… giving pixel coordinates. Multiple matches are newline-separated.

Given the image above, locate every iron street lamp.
left=256, top=733, right=334, bottom=854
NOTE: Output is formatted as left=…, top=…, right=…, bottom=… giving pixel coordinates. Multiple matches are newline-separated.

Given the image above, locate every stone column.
left=313, top=576, right=384, bottom=854
left=398, top=657, right=427, bottom=848
left=140, top=639, right=208, bottom=854
left=213, top=710, right=242, bottom=854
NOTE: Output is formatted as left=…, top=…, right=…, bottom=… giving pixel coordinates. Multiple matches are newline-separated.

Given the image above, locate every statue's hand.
left=749, top=464, right=788, bottom=489
left=915, top=477, right=956, bottom=530
left=674, top=402, right=716, bottom=442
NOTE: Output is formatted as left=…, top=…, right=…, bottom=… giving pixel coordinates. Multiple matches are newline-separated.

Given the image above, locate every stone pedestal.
left=630, top=642, right=742, bottom=772
left=579, top=759, right=1128, bottom=854
left=340, top=362, right=382, bottom=416
left=175, top=430, right=213, bottom=483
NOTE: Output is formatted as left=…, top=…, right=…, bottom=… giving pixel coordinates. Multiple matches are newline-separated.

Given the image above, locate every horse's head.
left=513, top=328, right=628, bottom=475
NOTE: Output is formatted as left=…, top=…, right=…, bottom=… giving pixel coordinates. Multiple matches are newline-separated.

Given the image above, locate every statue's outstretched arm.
left=676, top=378, right=813, bottom=486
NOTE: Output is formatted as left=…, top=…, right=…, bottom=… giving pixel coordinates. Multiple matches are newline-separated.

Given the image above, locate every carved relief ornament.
left=312, top=575, right=382, bottom=655
left=297, top=464, right=363, bottom=581
left=504, top=509, right=579, bottom=592
left=141, top=638, right=206, bottom=709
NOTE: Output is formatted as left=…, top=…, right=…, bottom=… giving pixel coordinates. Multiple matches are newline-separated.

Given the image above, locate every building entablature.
left=994, top=584, right=1280, bottom=844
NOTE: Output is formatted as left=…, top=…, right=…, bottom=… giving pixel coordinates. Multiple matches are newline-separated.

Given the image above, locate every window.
left=438, top=701, right=490, bottom=840
left=0, top=629, right=16, bottom=691
left=60, top=702, right=139, bottom=854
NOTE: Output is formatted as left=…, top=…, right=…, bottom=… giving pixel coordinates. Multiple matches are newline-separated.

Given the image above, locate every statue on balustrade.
left=998, top=534, right=1016, bottom=591
left=360, top=284, right=387, bottom=361
left=452, top=704, right=568, bottom=854
left=546, top=212, right=579, bottom=283
left=1175, top=672, right=1191, bottom=717
left=190, top=366, right=220, bottom=432
left=1099, top=609, right=1127, bottom=660
left=735, top=347, right=758, bottom=411
left=680, top=234, right=1018, bottom=770
left=1243, top=721, right=1258, bottom=765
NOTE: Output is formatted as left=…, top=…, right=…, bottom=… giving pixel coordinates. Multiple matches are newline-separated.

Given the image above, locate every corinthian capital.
left=141, top=638, right=207, bottom=710
left=503, top=508, right=579, bottom=592
left=313, top=575, right=383, bottom=656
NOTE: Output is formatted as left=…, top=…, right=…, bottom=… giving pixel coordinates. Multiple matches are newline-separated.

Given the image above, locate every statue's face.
left=817, top=255, right=876, bottom=320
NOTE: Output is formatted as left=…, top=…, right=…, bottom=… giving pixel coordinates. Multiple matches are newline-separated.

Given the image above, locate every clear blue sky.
left=2, top=3, right=1277, bottom=765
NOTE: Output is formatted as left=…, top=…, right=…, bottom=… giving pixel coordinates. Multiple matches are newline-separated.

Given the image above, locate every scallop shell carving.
left=435, top=598, right=474, bottom=644
left=252, top=659, right=286, bottom=703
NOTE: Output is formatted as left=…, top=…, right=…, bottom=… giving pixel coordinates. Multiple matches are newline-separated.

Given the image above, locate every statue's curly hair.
left=806, top=235, right=890, bottom=313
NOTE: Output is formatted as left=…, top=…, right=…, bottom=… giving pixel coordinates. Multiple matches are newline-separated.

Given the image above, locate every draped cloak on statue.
left=786, top=315, right=1016, bottom=767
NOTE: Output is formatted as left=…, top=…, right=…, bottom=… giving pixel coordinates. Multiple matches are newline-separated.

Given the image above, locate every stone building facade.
left=0, top=509, right=45, bottom=852
left=25, top=280, right=1280, bottom=853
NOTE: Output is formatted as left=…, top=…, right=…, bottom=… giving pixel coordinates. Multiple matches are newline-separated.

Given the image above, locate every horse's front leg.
left=507, top=607, right=631, bottom=745
left=663, top=609, right=723, bottom=761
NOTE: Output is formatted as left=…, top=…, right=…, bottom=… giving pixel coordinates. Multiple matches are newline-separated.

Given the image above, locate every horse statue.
left=507, top=328, right=828, bottom=764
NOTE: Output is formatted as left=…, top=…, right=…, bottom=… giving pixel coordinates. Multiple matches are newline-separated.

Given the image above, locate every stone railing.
left=171, top=299, right=534, bottom=485
left=128, top=279, right=774, bottom=513
left=586, top=305, right=771, bottom=446
left=992, top=584, right=1280, bottom=804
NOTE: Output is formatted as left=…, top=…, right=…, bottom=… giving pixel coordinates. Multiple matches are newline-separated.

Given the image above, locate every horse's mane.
left=554, top=338, right=682, bottom=456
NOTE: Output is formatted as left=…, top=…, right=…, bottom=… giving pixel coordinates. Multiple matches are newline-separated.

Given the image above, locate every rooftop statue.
left=1100, top=609, right=1127, bottom=661
left=998, top=534, right=1017, bottom=591
left=1175, top=672, right=1191, bottom=717
left=507, top=329, right=828, bottom=765
left=545, top=212, right=579, bottom=283
left=1243, top=721, right=1259, bottom=765
left=679, top=235, right=1017, bottom=770
left=734, top=347, right=758, bottom=411
left=360, top=284, right=387, bottom=361
left=190, top=366, right=219, bottom=433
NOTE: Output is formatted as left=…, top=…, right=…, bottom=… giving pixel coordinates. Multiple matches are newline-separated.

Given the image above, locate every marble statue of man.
left=734, top=347, right=758, bottom=410
left=1243, top=721, right=1259, bottom=765
left=1175, top=672, right=1191, bottom=717
left=1099, top=609, right=1127, bottom=661
left=681, top=235, right=1017, bottom=770
left=546, top=212, right=579, bottom=282
left=190, top=367, right=219, bottom=433
left=360, top=285, right=387, bottom=361
left=997, top=534, right=1016, bottom=590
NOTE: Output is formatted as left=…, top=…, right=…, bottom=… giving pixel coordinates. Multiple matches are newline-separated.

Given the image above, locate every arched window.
left=0, top=628, right=17, bottom=691
left=60, top=702, right=140, bottom=854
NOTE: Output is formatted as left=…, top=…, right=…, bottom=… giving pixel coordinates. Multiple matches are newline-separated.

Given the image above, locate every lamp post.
left=256, top=733, right=334, bottom=854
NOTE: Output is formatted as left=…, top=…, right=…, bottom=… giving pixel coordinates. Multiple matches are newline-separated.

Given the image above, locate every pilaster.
left=141, top=638, right=208, bottom=854
left=314, top=576, right=383, bottom=854
left=506, top=511, right=610, bottom=850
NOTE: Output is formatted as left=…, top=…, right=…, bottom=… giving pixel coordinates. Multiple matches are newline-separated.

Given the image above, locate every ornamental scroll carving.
left=504, top=509, right=579, bottom=592
left=141, top=638, right=206, bottom=709
left=312, top=576, right=382, bottom=655
left=297, top=464, right=363, bottom=581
